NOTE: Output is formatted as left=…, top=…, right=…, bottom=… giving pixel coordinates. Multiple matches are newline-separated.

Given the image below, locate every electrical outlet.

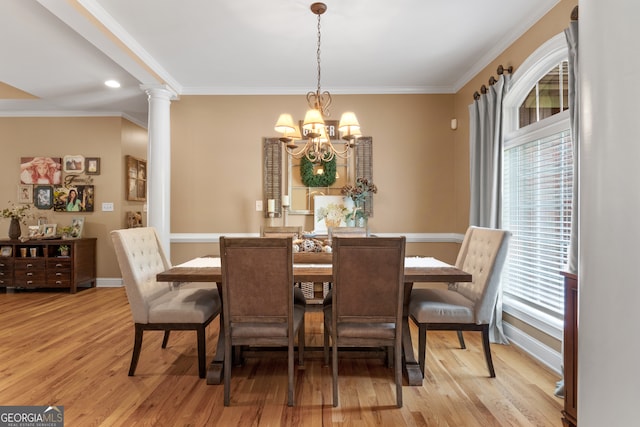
left=256, top=200, right=263, bottom=211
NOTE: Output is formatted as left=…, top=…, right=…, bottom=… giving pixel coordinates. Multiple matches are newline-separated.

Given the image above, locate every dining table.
left=156, top=252, right=472, bottom=386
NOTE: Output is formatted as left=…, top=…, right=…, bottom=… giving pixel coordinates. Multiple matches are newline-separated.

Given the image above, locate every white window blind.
left=502, top=128, right=573, bottom=318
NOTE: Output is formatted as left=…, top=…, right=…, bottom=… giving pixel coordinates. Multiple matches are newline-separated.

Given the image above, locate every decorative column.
left=142, top=85, right=177, bottom=259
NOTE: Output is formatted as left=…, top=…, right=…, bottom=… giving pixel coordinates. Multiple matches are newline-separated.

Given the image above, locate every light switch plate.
left=255, top=200, right=263, bottom=211
left=102, top=202, right=114, bottom=212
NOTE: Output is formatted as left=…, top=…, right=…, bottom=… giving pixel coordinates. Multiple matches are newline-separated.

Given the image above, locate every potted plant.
left=1, top=202, right=33, bottom=240
left=58, top=244, right=70, bottom=257
left=59, top=226, right=74, bottom=239
left=341, top=178, right=378, bottom=227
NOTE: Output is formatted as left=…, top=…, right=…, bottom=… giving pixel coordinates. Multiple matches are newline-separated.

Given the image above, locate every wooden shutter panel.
left=355, top=137, right=373, bottom=217
left=263, top=138, right=282, bottom=218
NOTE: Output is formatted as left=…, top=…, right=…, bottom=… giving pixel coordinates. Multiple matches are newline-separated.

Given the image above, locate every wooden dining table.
left=157, top=252, right=471, bottom=386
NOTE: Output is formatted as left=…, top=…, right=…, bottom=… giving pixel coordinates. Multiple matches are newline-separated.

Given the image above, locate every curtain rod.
left=473, top=65, right=513, bottom=100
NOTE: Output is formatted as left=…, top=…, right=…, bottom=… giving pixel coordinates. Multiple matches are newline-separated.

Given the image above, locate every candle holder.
left=282, top=205, right=289, bottom=226
left=268, top=211, right=275, bottom=227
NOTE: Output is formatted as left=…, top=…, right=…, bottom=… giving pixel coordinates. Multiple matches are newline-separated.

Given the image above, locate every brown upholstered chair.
left=323, top=236, right=406, bottom=407
left=219, top=237, right=305, bottom=406
left=261, top=225, right=306, bottom=306
left=409, top=226, right=510, bottom=378
left=328, top=226, right=368, bottom=242
left=261, top=225, right=302, bottom=238
left=111, top=227, right=221, bottom=378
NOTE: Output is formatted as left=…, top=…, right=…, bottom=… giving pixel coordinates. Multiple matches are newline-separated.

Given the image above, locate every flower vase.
left=8, top=218, right=21, bottom=240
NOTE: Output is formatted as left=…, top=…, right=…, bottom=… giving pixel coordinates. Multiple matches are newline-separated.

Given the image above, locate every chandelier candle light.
left=274, top=2, right=362, bottom=163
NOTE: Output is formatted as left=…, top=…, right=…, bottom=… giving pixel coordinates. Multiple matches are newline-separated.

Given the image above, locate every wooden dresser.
left=561, top=271, right=578, bottom=427
left=0, top=237, right=96, bottom=293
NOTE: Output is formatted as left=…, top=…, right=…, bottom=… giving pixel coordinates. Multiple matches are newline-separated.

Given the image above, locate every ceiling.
left=0, top=0, right=559, bottom=127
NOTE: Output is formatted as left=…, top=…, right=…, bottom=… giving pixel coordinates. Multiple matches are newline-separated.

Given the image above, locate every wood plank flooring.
left=0, top=287, right=562, bottom=426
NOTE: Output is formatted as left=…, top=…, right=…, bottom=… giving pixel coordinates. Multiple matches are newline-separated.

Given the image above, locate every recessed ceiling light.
left=105, top=79, right=121, bottom=88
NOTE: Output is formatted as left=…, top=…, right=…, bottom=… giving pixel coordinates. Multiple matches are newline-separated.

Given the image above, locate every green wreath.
left=300, top=155, right=337, bottom=187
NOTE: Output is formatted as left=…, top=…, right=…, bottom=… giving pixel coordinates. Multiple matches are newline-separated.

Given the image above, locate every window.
left=501, top=34, right=572, bottom=336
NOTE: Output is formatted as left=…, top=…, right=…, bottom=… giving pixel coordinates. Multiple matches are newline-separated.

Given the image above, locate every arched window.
left=501, top=33, right=573, bottom=340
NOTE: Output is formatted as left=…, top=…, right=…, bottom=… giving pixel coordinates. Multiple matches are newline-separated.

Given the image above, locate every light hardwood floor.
left=0, top=287, right=563, bottom=426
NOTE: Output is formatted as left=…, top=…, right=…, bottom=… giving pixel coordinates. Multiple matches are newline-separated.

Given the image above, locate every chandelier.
left=274, top=2, right=361, bottom=163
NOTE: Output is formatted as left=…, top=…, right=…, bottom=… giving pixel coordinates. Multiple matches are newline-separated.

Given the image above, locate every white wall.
left=579, top=0, right=640, bottom=424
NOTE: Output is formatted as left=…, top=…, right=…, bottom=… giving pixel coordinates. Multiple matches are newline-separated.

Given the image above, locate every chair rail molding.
left=169, top=232, right=465, bottom=244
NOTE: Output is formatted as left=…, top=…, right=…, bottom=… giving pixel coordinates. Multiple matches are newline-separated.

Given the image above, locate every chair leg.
left=161, top=330, right=170, bottom=348
left=298, top=315, right=305, bottom=366
left=288, top=341, right=294, bottom=407
left=395, top=339, right=403, bottom=408
left=332, top=338, right=339, bottom=407
left=418, top=323, right=427, bottom=378
left=224, top=338, right=232, bottom=406
left=129, top=324, right=144, bottom=376
left=323, top=322, right=330, bottom=367
left=196, top=325, right=206, bottom=379
left=481, top=325, right=496, bottom=378
left=457, top=330, right=466, bottom=349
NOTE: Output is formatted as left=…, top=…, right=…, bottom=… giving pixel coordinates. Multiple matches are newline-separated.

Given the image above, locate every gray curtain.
left=565, top=19, right=579, bottom=275
left=555, top=17, right=579, bottom=400
left=468, top=74, right=510, bottom=344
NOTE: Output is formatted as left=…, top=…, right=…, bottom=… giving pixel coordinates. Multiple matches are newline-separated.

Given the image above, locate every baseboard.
left=96, top=278, right=122, bottom=288
left=503, top=321, right=562, bottom=375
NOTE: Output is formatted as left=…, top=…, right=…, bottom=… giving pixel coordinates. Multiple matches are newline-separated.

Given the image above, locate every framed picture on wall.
left=53, top=185, right=94, bottom=212
left=125, top=156, right=147, bottom=201
left=85, top=157, right=100, bottom=175
left=20, top=157, right=62, bottom=185
left=34, top=185, right=53, bottom=210
left=63, top=155, right=85, bottom=174
left=18, top=184, right=33, bottom=204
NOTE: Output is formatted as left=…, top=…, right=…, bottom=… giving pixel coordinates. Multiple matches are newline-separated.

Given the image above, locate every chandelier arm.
left=325, top=141, right=351, bottom=158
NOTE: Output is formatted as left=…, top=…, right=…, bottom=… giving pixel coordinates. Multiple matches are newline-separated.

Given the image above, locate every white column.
left=580, top=1, right=640, bottom=425
left=142, top=85, right=177, bottom=260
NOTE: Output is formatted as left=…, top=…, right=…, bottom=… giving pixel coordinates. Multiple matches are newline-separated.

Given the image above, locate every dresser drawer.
left=15, top=260, right=45, bottom=271
left=47, top=259, right=71, bottom=271
left=14, top=271, right=46, bottom=286
left=47, top=270, right=71, bottom=286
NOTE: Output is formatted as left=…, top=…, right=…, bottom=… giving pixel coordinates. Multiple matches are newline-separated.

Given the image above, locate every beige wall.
left=0, top=117, right=147, bottom=278
left=168, top=94, right=459, bottom=263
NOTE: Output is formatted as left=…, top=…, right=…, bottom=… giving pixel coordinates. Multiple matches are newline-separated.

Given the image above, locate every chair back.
left=331, top=237, right=405, bottom=323
left=111, top=227, right=172, bottom=323
left=220, top=237, right=294, bottom=330
left=261, top=226, right=302, bottom=238
left=328, top=226, right=368, bottom=243
left=453, top=226, right=510, bottom=324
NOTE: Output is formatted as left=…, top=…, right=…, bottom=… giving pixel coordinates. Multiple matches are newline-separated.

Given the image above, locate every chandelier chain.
left=316, top=13, right=322, bottom=97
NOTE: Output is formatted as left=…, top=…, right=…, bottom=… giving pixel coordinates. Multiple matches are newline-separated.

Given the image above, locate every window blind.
left=502, top=129, right=573, bottom=318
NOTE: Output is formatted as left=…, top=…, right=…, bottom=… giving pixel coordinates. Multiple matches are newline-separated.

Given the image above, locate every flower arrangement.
left=1, top=202, right=34, bottom=225
left=316, top=203, right=349, bottom=228
left=341, top=178, right=378, bottom=222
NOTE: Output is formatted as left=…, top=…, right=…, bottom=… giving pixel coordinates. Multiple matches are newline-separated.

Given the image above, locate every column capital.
left=140, top=84, right=179, bottom=101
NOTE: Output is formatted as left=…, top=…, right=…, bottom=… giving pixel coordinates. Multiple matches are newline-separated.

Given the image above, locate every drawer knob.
left=27, top=272, right=33, bottom=276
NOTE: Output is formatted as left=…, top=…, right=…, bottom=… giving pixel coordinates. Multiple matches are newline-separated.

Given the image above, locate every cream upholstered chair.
left=409, top=226, right=510, bottom=378
left=323, top=236, right=405, bottom=408
left=220, top=237, right=305, bottom=406
left=111, top=227, right=221, bottom=378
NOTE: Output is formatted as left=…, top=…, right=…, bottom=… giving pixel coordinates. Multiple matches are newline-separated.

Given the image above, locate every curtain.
left=555, top=16, right=579, bottom=399
left=468, top=74, right=510, bottom=344
left=565, top=19, right=579, bottom=275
